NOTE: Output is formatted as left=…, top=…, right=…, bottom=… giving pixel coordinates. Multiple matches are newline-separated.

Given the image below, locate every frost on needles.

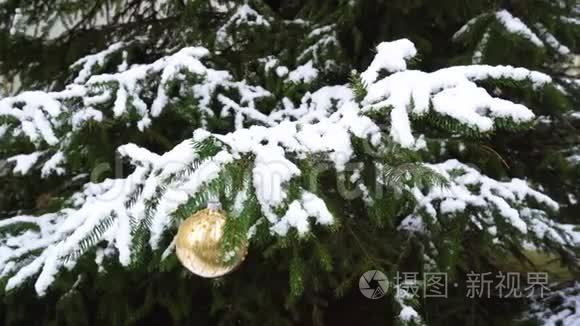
left=0, top=37, right=576, bottom=313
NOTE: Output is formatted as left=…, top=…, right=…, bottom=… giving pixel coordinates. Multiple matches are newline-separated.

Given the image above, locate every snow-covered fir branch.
left=453, top=7, right=578, bottom=65
left=0, top=2, right=579, bottom=324
left=0, top=34, right=576, bottom=302
left=527, top=281, right=580, bottom=325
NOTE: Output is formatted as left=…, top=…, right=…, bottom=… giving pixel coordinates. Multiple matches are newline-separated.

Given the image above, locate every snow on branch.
left=361, top=39, right=417, bottom=84
left=561, top=16, right=580, bottom=25
left=297, top=24, right=340, bottom=69
left=0, top=90, right=71, bottom=146
left=453, top=13, right=488, bottom=40
left=494, top=10, right=543, bottom=47
left=1, top=138, right=200, bottom=295
left=71, top=42, right=126, bottom=84
left=0, top=37, right=573, bottom=296
left=454, top=10, right=543, bottom=47
left=535, top=23, right=571, bottom=56
left=454, top=9, right=576, bottom=65
left=400, top=159, right=571, bottom=246
left=86, top=46, right=212, bottom=124
left=527, top=281, right=580, bottom=325
left=216, top=4, right=271, bottom=47
left=362, top=39, right=549, bottom=147
left=0, top=45, right=270, bottom=177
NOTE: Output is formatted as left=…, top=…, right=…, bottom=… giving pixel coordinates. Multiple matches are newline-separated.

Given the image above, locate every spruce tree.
left=0, top=1, right=578, bottom=325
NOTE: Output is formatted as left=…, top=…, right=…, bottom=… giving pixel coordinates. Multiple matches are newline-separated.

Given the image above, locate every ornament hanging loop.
left=207, top=196, right=221, bottom=212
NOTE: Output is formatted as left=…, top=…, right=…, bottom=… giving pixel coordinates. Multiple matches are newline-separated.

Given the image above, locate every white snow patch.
left=8, top=152, right=42, bottom=174
left=361, top=39, right=417, bottom=84
left=495, top=10, right=543, bottom=47
left=288, top=60, right=319, bottom=83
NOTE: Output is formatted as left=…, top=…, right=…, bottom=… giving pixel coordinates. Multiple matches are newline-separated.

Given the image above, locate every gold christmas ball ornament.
left=175, top=207, right=247, bottom=278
